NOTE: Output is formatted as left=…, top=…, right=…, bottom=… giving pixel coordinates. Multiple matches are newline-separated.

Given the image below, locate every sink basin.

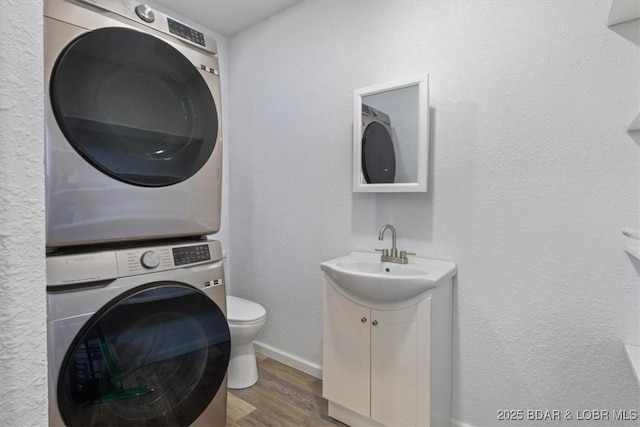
left=321, top=252, right=456, bottom=307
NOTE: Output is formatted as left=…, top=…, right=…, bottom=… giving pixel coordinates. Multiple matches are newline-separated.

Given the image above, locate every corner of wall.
left=0, top=0, right=47, bottom=425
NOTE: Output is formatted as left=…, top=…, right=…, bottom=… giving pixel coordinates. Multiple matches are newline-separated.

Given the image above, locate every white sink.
left=321, top=252, right=456, bottom=308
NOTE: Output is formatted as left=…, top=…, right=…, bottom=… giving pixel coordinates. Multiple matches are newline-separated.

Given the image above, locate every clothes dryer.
left=47, top=240, right=230, bottom=426
left=45, top=0, right=223, bottom=248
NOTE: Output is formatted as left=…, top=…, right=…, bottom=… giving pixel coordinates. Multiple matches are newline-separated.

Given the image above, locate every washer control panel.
left=141, top=250, right=161, bottom=269
left=112, top=241, right=221, bottom=278
left=47, top=240, right=223, bottom=286
left=173, top=244, right=211, bottom=266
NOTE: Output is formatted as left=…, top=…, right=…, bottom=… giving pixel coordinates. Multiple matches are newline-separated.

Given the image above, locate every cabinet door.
left=371, top=297, right=431, bottom=427
left=322, top=280, right=371, bottom=417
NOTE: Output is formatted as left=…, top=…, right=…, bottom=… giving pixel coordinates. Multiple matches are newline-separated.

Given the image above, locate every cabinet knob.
left=361, top=317, right=367, bottom=323
left=372, top=320, right=378, bottom=326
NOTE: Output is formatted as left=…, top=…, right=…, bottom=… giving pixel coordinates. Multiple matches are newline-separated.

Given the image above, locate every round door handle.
left=372, top=320, right=378, bottom=326
left=361, top=317, right=367, bottom=323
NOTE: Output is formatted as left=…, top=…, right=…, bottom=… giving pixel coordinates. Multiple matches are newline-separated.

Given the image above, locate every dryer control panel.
left=73, top=0, right=218, bottom=55
left=167, top=18, right=206, bottom=46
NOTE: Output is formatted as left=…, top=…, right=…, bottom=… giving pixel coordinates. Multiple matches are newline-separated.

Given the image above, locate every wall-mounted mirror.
left=353, top=75, right=429, bottom=192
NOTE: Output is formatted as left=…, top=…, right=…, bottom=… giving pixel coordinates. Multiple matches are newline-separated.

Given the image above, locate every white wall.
left=0, top=0, right=48, bottom=424
left=228, top=1, right=640, bottom=425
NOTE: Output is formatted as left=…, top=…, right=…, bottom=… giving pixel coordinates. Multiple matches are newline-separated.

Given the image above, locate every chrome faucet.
left=378, top=224, right=397, bottom=256
left=376, top=224, right=414, bottom=264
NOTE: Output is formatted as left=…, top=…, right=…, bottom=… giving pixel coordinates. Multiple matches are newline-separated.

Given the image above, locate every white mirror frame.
left=352, top=75, right=429, bottom=193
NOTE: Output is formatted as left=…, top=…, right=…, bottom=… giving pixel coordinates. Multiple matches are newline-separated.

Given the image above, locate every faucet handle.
left=375, top=248, right=389, bottom=257
left=400, top=251, right=416, bottom=259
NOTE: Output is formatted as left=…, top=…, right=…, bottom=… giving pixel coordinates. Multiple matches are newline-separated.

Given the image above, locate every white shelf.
left=611, top=3, right=640, bottom=387
left=608, top=0, right=640, bottom=45
left=608, top=3, right=640, bottom=134
left=628, top=113, right=640, bottom=132
left=625, top=245, right=640, bottom=260
left=623, top=229, right=640, bottom=260
left=624, top=344, right=640, bottom=386
left=608, top=0, right=640, bottom=26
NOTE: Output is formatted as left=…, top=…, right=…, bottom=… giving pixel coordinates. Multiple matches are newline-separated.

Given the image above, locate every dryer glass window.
left=50, top=27, right=218, bottom=187
left=361, top=122, right=396, bottom=183
left=57, top=283, right=230, bottom=427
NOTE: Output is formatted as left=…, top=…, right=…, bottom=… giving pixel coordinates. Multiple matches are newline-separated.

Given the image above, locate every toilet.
left=226, top=295, right=267, bottom=389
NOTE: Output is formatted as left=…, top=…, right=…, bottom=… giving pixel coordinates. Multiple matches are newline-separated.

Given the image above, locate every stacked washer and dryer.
left=44, top=0, right=231, bottom=425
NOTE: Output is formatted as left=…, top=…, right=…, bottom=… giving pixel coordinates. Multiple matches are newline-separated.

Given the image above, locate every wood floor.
left=227, top=353, right=346, bottom=426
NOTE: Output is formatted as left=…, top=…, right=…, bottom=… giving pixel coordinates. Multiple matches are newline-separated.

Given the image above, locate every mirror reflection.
left=353, top=75, right=428, bottom=193
left=361, top=85, right=419, bottom=184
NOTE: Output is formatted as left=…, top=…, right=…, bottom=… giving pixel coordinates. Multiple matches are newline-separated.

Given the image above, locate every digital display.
left=167, top=18, right=205, bottom=46
left=173, top=244, right=210, bottom=265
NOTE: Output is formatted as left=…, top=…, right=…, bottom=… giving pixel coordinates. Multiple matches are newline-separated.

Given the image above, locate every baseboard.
left=451, top=419, right=478, bottom=427
left=253, top=340, right=323, bottom=379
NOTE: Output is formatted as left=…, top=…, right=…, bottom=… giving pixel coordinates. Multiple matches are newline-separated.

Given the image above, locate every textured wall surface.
left=0, top=0, right=48, bottom=425
left=228, top=1, right=640, bottom=426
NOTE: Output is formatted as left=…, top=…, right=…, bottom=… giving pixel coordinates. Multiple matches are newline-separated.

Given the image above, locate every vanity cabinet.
left=323, top=282, right=372, bottom=418
left=322, top=277, right=453, bottom=427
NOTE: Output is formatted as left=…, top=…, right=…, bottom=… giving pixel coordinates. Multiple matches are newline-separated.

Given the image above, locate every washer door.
left=50, top=27, right=218, bottom=187
left=57, top=283, right=230, bottom=427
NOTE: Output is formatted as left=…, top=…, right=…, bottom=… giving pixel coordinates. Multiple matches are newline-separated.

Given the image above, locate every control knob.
left=135, top=4, right=155, bottom=23
left=141, top=251, right=160, bottom=269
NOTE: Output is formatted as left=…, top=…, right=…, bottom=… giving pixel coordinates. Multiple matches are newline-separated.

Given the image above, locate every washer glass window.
left=57, top=284, right=230, bottom=427
left=50, top=27, right=218, bottom=187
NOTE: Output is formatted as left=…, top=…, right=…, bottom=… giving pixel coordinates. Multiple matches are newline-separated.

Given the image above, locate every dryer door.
left=57, top=283, right=230, bottom=427
left=50, top=27, right=219, bottom=187
left=361, top=122, right=396, bottom=184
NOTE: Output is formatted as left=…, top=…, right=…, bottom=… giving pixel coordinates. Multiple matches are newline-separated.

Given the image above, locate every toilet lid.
left=226, top=295, right=267, bottom=323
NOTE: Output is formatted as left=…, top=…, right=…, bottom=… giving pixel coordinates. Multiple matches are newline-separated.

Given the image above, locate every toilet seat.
left=227, top=295, right=266, bottom=324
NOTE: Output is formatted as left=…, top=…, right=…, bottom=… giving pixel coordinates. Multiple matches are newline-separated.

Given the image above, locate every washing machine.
left=47, top=240, right=230, bottom=426
left=44, top=0, right=223, bottom=248
left=361, top=104, right=396, bottom=184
